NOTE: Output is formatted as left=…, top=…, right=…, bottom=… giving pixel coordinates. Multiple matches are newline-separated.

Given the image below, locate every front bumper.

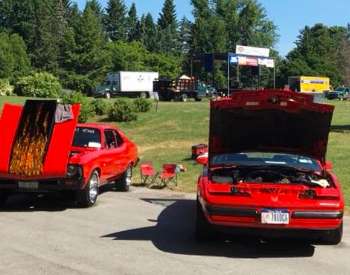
left=0, top=178, right=82, bottom=192
left=203, top=203, right=343, bottom=231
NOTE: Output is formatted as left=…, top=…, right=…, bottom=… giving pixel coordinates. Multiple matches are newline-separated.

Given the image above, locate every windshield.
left=73, top=127, right=101, bottom=148
left=211, top=152, right=321, bottom=171
left=335, top=87, right=346, bottom=92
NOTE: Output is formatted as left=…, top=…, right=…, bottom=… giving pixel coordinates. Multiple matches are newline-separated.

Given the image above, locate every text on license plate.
left=261, top=209, right=289, bottom=224
left=18, top=181, right=39, bottom=189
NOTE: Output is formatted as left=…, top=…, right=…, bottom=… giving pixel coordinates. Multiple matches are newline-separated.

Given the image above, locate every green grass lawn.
left=1, top=96, right=350, bottom=206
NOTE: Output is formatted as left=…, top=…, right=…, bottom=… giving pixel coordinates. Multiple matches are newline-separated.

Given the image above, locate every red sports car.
left=0, top=100, right=138, bottom=207
left=196, top=90, right=344, bottom=244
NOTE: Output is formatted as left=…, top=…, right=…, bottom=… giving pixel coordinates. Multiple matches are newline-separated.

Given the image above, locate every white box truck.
left=94, top=71, right=159, bottom=98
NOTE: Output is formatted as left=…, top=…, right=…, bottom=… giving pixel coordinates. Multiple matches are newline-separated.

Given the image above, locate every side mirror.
left=196, top=153, right=208, bottom=166
left=324, top=161, right=333, bottom=170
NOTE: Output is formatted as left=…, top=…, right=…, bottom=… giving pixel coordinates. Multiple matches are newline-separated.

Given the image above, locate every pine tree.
left=104, top=0, right=127, bottom=41
left=85, top=0, right=103, bottom=19
left=142, top=13, right=157, bottom=51
left=74, top=6, right=109, bottom=77
left=127, top=3, right=138, bottom=41
left=179, top=17, right=192, bottom=54
left=158, top=0, right=177, bottom=30
left=157, top=0, right=179, bottom=53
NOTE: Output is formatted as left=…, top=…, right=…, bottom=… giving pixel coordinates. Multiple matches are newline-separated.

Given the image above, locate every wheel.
left=195, top=97, right=202, bottom=102
left=77, top=171, right=99, bottom=208
left=116, top=166, right=132, bottom=192
left=0, top=192, right=9, bottom=208
left=195, top=198, right=215, bottom=241
left=181, top=94, right=188, bottom=102
left=140, top=92, right=147, bottom=99
left=321, top=223, right=343, bottom=245
left=105, top=92, right=111, bottom=99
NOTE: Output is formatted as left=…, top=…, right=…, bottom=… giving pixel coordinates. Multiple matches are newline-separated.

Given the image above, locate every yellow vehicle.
left=288, top=76, right=330, bottom=93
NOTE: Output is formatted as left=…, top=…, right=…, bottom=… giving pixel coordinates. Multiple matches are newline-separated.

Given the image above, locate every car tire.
left=181, top=94, right=188, bottom=102
left=105, top=92, right=111, bottom=99
left=195, top=97, right=202, bottom=102
left=140, top=92, right=147, bottom=99
left=0, top=192, right=9, bottom=208
left=116, top=166, right=132, bottom=192
left=321, top=223, right=343, bottom=245
left=77, top=171, right=99, bottom=208
left=195, top=198, right=215, bottom=242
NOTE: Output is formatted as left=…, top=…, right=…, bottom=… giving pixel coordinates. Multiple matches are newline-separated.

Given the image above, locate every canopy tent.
left=190, top=46, right=276, bottom=94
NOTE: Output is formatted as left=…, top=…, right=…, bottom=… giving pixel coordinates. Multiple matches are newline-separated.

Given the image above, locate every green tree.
left=157, top=0, right=179, bottom=53
left=104, top=0, right=127, bottom=41
left=85, top=0, right=103, bottom=18
left=280, top=24, right=347, bottom=87
left=142, top=13, right=157, bottom=51
left=127, top=2, right=138, bottom=41
left=179, top=17, right=192, bottom=54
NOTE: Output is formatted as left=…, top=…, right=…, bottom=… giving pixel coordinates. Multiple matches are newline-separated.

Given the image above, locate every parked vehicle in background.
left=0, top=100, right=138, bottom=208
left=153, top=78, right=207, bottom=102
left=196, top=90, right=344, bottom=244
left=288, top=76, right=330, bottom=93
left=94, top=71, right=159, bottom=99
left=325, top=87, right=350, bottom=100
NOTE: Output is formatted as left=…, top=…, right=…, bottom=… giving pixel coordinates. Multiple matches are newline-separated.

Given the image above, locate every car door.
left=103, top=129, right=127, bottom=179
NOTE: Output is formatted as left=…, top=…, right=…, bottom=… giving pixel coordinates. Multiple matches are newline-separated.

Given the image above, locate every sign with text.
left=236, top=45, right=270, bottom=58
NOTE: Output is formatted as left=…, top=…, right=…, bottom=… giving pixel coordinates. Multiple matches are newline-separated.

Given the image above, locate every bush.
left=15, top=72, right=62, bottom=98
left=133, top=98, right=152, bottom=113
left=60, top=72, right=96, bottom=95
left=0, top=79, right=14, bottom=96
left=62, top=91, right=95, bottom=123
left=108, top=100, right=137, bottom=122
left=92, top=99, right=111, bottom=115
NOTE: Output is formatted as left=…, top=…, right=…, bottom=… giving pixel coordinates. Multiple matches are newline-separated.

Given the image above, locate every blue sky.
left=76, top=0, right=350, bottom=56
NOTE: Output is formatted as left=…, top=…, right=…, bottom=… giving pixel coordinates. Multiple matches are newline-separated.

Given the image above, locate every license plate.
left=18, top=181, right=39, bottom=190
left=261, top=209, right=289, bottom=225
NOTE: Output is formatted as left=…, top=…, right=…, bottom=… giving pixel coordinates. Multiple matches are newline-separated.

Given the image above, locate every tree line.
left=0, top=0, right=349, bottom=94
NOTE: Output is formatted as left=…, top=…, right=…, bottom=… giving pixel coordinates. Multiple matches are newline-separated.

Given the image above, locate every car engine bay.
left=210, top=166, right=331, bottom=188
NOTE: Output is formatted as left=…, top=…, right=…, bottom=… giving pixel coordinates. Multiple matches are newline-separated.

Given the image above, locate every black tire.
left=195, top=198, right=215, bottom=241
left=321, top=223, right=343, bottom=245
left=0, top=192, right=9, bottom=208
left=76, top=171, right=99, bottom=208
left=140, top=92, right=147, bottom=99
left=116, top=166, right=132, bottom=192
left=195, top=97, right=202, bottom=102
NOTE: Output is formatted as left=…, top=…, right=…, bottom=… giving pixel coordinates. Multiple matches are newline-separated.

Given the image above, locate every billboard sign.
left=236, top=45, right=270, bottom=58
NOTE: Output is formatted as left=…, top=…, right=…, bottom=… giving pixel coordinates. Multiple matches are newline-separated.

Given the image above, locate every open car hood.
left=209, top=90, right=334, bottom=166
left=0, top=100, right=80, bottom=179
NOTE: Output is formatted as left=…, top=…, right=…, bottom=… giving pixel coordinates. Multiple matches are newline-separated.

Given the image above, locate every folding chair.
left=140, top=162, right=157, bottom=186
left=159, top=164, right=178, bottom=187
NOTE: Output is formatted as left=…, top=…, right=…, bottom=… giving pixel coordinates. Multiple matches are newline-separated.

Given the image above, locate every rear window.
left=73, top=127, right=101, bottom=148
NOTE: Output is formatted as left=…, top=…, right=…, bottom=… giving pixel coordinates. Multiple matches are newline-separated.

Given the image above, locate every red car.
left=196, top=90, right=344, bottom=244
left=0, top=100, right=138, bottom=207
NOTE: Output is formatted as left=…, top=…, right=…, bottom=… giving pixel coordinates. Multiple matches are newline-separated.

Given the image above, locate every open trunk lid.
left=0, top=100, right=80, bottom=179
left=209, top=90, right=334, bottom=166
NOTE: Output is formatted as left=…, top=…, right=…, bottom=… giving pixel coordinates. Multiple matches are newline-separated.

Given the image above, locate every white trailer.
left=95, top=71, right=159, bottom=98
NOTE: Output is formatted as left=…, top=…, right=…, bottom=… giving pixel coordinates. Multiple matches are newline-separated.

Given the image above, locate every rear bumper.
left=0, top=178, right=82, bottom=192
left=202, top=202, right=343, bottom=231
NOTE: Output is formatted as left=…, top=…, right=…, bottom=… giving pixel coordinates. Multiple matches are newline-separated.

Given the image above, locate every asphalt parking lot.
left=0, top=187, right=349, bottom=275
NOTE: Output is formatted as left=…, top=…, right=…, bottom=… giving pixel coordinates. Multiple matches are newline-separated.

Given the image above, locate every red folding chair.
left=140, top=162, right=158, bottom=186
left=159, top=164, right=178, bottom=186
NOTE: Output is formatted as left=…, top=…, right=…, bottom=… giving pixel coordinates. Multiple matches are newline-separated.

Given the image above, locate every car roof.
left=77, top=123, right=118, bottom=131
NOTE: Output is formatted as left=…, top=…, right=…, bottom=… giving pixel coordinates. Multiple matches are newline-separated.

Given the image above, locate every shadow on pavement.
left=0, top=193, right=72, bottom=212
left=102, top=198, right=315, bottom=258
left=331, top=125, right=350, bottom=133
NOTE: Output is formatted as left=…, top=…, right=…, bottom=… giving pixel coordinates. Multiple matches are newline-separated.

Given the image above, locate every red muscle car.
left=196, top=90, right=344, bottom=244
left=0, top=100, right=138, bottom=207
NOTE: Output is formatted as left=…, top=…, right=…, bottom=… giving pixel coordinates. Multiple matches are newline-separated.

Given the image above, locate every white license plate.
left=18, top=181, right=39, bottom=189
left=261, top=209, right=289, bottom=225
